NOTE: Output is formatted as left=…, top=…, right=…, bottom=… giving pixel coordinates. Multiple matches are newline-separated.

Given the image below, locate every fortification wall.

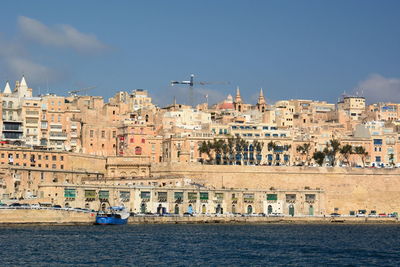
left=151, top=164, right=400, bottom=214
left=0, top=209, right=94, bottom=224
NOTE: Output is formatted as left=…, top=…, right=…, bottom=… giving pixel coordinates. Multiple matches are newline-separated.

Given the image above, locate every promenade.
left=0, top=207, right=398, bottom=225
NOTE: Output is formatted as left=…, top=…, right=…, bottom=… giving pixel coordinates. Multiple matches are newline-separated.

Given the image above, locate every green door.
left=247, top=205, right=253, bottom=214
left=267, top=205, right=273, bottom=214
left=309, top=205, right=314, bottom=216
left=289, top=204, right=294, bottom=216
left=140, top=203, right=146, bottom=213
left=174, top=204, right=179, bottom=214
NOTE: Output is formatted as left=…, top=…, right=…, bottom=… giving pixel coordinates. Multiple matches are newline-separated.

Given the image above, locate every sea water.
left=0, top=224, right=399, bottom=266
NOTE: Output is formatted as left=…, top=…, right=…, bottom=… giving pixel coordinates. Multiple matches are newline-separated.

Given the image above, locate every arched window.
left=135, top=146, right=142, bottom=155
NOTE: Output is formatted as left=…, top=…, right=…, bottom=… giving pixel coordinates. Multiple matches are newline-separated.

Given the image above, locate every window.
left=51, top=164, right=56, bottom=169
left=60, top=156, right=64, bottom=161
left=112, top=131, right=116, bottom=138
left=135, top=146, right=142, bottom=155
left=373, top=139, right=382, bottom=145
left=45, top=155, right=49, bottom=160
left=101, top=131, right=105, bottom=138
left=52, top=155, right=56, bottom=161
left=90, top=130, right=94, bottom=138
left=130, top=138, right=134, bottom=143
left=141, top=138, right=145, bottom=143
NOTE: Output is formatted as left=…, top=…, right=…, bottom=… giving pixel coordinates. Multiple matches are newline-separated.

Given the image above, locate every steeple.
left=234, top=86, right=242, bottom=103
left=257, top=87, right=267, bottom=113
left=20, top=75, right=28, bottom=88
left=3, top=81, right=12, bottom=94
left=257, top=88, right=265, bottom=105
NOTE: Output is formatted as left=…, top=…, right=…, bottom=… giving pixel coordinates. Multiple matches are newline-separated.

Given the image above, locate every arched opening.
left=101, top=203, right=106, bottom=211
left=85, top=203, right=90, bottom=209
left=267, top=205, right=273, bottom=215
left=202, top=204, right=206, bottom=214
left=216, top=204, right=222, bottom=214
left=232, top=204, right=236, bottom=214
left=174, top=204, right=179, bottom=214
left=135, top=146, right=142, bottom=155
left=247, top=205, right=253, bottom=214
left=65, top=203, right=70, bottom=208
left=309, top=205, right=314, bottom=216
left=140, top=203, right=146, bottom=213
left=188, top=204, right=193, bottom=214
left=289, top=204, right=295, bottom=217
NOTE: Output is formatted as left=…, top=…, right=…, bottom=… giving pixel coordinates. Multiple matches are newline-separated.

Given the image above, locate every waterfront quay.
left=0, top=206, right=398, bottom=225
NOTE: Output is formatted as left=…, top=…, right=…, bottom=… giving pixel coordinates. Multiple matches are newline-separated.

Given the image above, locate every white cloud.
left=0, top=36, right=59, bottom=85
left=6, top=57, right=58, bottom=84
left=18, top=16, right=107, bottom=52
left=355, top=74, right=400, bottom=103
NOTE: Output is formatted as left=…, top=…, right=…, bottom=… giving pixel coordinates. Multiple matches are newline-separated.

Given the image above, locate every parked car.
left=31, top=204, right=40, bottom=208
left=9, top=203, right=21, bottom=207
left=183, top=212, right=193, bottom=217
left=330, top=213, right=341, bottom=217
left=378, top=213, right=387, bottom=217
left=52, top=205, right=62, bottom=209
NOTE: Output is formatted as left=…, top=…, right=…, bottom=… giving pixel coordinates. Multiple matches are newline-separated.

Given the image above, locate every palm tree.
left=267, top=141, right=277, bottom=165
left=213, top=139, right=224, bottom=165
left=389, top=153, right=395, bottom=167
left=227, top=137, right=235, bottom=165
left=323, top=139, right=341, bottom=166
left=296, top=143, right=311, bottom=166
left=199, top=141, right=213, bottom=163
left=222, top=142, right=229, bottom=165
left=354, top=146, right=368, bottom=167
left=340, top=144, right=353, bottom=166
left=283, top=144, right=292, bottom=165
left=313, top=151, right=325, bottom=166
left=253, top=140, right=264, bottom=165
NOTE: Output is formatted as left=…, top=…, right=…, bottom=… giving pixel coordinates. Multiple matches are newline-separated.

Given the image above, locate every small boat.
left=95, top=206, right=130, bottom=225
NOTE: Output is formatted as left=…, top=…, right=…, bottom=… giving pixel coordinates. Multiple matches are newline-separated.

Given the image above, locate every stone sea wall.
left=151, top=164, right=400, bottom=215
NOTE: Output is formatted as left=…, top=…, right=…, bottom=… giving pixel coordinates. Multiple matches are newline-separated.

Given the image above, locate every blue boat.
left=95, top=206, right=129, bottom=225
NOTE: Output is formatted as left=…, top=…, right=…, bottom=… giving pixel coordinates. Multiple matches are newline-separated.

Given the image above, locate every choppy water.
left=0, top=224, right=399, bottom=266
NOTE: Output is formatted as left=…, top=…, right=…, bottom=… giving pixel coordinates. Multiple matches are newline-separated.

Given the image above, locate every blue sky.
left=1, top=1, right=400, bottom=106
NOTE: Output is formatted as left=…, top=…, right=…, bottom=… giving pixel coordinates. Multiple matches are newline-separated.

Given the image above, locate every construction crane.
left=170, top=74, right=229, bottom=107
left=68, top=86, right=96, bottom=96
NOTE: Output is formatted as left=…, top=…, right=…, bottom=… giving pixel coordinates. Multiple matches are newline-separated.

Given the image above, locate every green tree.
left=199, top=141, right=213, bottom=163
left=389, top=153, right=395, bottom=167
left=296, top=143, right=311, bottom=166
left=323, top=139, right=341, bottom=166
left=354, top=146, right=368, bottom=167
left=227, top=137, right=235, bottom=165
left=253, top=140, right=264, bottom=165
left=340, top=144, right=353, bottom=166
left=213, top=139, right=225, bottom=165
left=267, top=141, right=277, bottom=165
left=313, top=151, right=325, bottom=166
